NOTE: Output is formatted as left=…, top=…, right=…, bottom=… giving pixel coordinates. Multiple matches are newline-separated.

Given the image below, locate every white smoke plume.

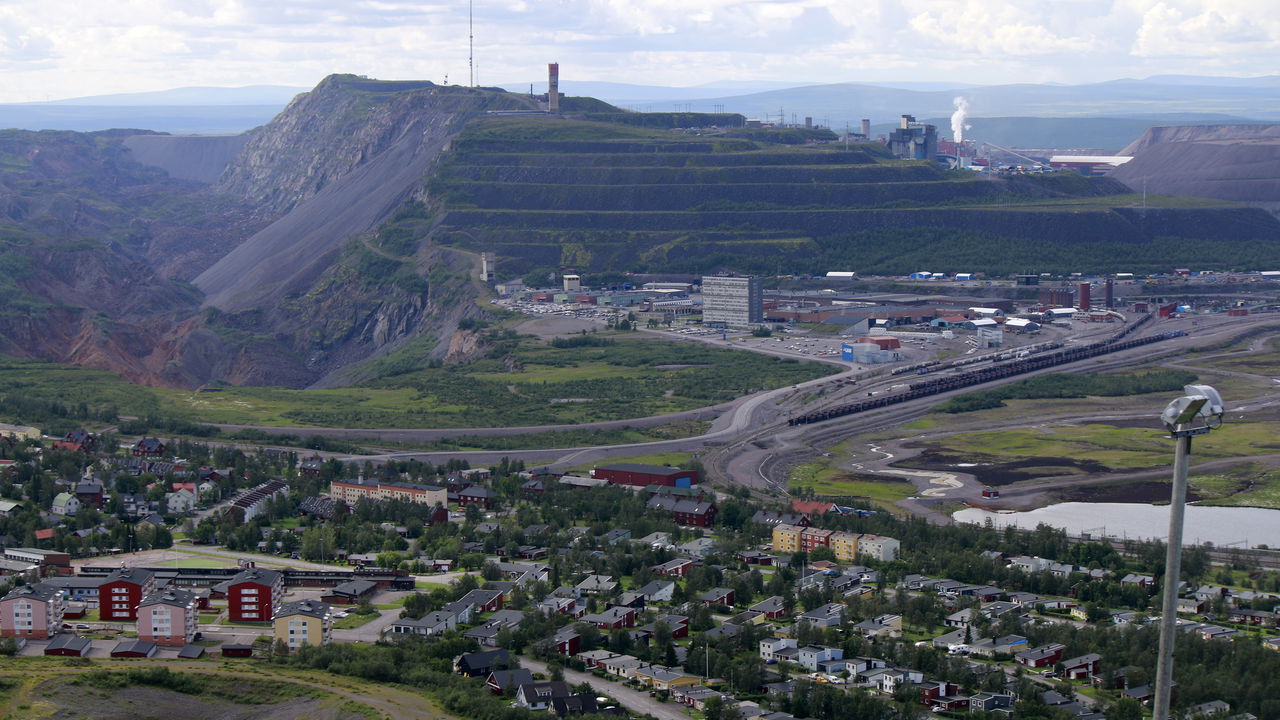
left=951, top=96, right=971, bottom=142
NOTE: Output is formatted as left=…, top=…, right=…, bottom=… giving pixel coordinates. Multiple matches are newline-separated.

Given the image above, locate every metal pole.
left=1152, top=432, right=1192, bottom=720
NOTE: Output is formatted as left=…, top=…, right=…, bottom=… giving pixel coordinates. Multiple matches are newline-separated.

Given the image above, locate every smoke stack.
left=1105, top=278, right=1114, bottom=309
left=861, top=119, right=870, bottom=137
left=548, top=62, right=559, bottom=113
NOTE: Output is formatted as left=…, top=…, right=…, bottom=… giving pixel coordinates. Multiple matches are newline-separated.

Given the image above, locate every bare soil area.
left=36, top=682, right=364, bottom=720
left=72, top=548, right=204, bottom=569
left=894, top=450, right=1115, bottom=486
left=514, top=315, right=605, bottom=338
left=1056, top=480, right=1203, bottom=504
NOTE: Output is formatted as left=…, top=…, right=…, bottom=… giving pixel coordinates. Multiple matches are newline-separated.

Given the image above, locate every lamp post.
left=1152, top=384, right=1224, bottom=720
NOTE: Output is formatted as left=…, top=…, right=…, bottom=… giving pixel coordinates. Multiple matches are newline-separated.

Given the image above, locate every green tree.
left=1106, top=698, right=1142, bottom=720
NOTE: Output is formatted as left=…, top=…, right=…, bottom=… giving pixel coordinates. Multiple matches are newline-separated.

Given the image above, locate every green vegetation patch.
left=395, top=420, right=711, bottom=452
left=790, top=463, right=915, bottom=509
left=1190, top=465, right=1280, bottom=509
left=932, top=369, right=1199, bottom=413
left=909, top=421, right=1280, bottom=478
left=1201, top=346, right=1280, bottom=378
left=75, top=667, right=320, bottom=704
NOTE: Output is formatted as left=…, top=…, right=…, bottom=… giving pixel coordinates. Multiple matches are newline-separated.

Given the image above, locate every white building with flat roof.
left=701, top=276, right=762, bottom=326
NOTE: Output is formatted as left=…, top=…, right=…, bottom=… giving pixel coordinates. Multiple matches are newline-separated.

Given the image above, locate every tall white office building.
left=701, top=276, right=762, bottom=326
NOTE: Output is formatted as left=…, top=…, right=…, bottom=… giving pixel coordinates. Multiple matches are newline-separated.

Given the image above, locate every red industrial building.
left=99, top=568, right=157, bottom=621
left=592, top=463, right=698, bottom=488
left=1077, top=283, right=1091, bottom=311
left=856, top=336, right=901, bottom=350
left=224, top=568, right=284, bottom=623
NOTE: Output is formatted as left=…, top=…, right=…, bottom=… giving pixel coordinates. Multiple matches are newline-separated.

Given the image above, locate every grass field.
left=1201, top=345, right=1280, bottom=377
left=566, top=451, right=695, bottom=474
left=789, top=462, right=915, bottom=511
left=333, top=612, right=382, bottom=630
left=0, top=331, right=832, bottom=431
left=917, top=421, right=1280, bottom=471
left=0, top=660, right=416, bottom=720
left=1190, top=465, right=1280, bottom=509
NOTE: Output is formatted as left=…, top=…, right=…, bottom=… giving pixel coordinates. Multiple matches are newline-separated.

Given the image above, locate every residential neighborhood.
left=0, top=429, right=1273, bottom=719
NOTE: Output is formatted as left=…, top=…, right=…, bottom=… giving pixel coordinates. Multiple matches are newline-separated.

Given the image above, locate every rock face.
left=1113, top=124, right=1280, bottom=214
left=0, top=77, right=534, bottom=389
left=197, top=76, right=531, bottom=312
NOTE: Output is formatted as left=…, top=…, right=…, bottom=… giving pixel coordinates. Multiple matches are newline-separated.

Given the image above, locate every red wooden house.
left=652, top=559, right=693, bottom=578
left=132, top=437, right=166, bottom=458
left=54, top=429, right=96, bottom=454
left=585, top=606, right=636, bottom=629
left=458, top=486, right=496, bottom=509
left=550, top=626, right=581, bottom=656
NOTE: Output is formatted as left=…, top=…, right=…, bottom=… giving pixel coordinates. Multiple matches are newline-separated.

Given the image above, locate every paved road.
left=521, top=657, right=690, bottom=720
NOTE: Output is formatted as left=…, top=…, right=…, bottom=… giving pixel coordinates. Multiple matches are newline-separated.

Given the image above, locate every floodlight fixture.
left=1184, top=384, right=1224, bottom=424
left=1161, top=395, right=1207, bottom=431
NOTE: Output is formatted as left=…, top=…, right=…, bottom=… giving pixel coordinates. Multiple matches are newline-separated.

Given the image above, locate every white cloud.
left=1133, top=1, right=1275, bottom=57
left=0, top=0, right=1279, bottom=101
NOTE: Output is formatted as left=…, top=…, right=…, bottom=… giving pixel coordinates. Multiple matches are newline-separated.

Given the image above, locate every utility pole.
left=1152, top=385, right=1224, bottom=720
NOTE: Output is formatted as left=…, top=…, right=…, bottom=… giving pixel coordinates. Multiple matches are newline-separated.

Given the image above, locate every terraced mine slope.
left=431, top=117, right=1280, bottom=276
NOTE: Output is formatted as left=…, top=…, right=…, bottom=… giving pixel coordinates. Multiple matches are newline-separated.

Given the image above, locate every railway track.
left=790, top=317, right=1175, bottom=426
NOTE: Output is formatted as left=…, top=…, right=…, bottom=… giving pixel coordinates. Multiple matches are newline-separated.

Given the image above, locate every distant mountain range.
left=1, top=75, right=1277, bottom=147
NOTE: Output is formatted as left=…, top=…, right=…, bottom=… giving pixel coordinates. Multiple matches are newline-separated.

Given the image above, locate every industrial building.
left=841, top=343, right=902, bottom=364
left=889, top=115, right=937, bottom=161
left=701, top=275, right=762, bottom=327
left=591, top=463, right=698, bottom=488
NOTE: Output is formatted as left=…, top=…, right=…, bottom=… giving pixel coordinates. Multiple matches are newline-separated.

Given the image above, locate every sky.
left=1, top=0, right=1278, bottom=102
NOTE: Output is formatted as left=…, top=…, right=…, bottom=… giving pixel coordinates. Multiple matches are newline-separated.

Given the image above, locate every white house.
left=797, top=645, right=844, bottom=672
left=759, top=637, right=798, bottom=663
left=51, top=493, right=80, bottom=517
left=166, top=489, right=197, bottom=515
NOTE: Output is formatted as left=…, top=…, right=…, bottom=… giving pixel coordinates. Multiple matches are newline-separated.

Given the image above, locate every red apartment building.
left=225, top=568, right=284, bottom=623
left=99, top=568, right=157, bottom=621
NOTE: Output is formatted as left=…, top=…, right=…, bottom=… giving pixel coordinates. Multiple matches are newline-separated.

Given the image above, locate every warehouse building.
left=592, top=464, right=698, bottom=488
